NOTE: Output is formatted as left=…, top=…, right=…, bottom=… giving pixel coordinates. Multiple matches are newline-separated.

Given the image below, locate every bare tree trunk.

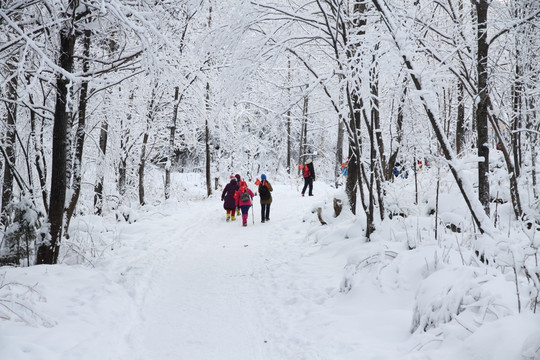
left=138, top=132, right=148, bottom=206
left=37, top=2, right=77, bottom=264
left=65, top=28, right=91, bottom=235
left=1, top=63, right=17, bottom=220
left=370, top=46, right=387, bottom=181
left=29, top=96, right=49, bottom=213
left=204, top=6, right=213, bottom=197
left=511, top=63, right=522, bottom=177
left=94, top=36, right=117, bottom=215
left=335, top=110, right=345, bottom=187
left=388, top=78, right=406, bottom=179
left=287, top=109, right=291, bottom=173
left=118, top=90, right=134, bottom=198
left=475, top=0, right=491, bottom=216
left=343, top=2, right=368, bottom=216
left=369, top=50, right=385, bottom=222
left=139, top=87, right=156, bottom=206
left=345, top=90, right=363, bottom=215
left=298, top=93, right=308, bottom=170
left=456, top=81, right=465, bottom=155
left=287, top=56, right=292, bottom=174
left=366, top=102, right=376, bottom=239
left=532, top=134, right=538, bottom=201
left=94, top=120, right=108, bottom=215
left=205, top=82, right=212, bottom=197
left=165, top=86, right=179, bottom=200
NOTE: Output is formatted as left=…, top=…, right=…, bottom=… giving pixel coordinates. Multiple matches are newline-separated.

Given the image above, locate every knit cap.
left=261, top=174, right=267, bottom=180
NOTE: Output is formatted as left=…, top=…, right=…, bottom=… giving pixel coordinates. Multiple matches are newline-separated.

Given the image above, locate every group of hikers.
left=220, top=159, right=316, bottom=227
left=220, top=173, right=273, bottom=227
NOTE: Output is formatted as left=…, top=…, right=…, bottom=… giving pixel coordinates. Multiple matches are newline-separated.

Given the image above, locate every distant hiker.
left=235, top=180, right=255, bottom=227
left=393, top=162, right=401, bottom=177
left=255, top=174, right=273, bottom=223
left=221, top=176, right=239, bottom=221
left=301, top=159, right=315, bottom=197
left=393, top=162, right=408, bottom=179
left=234, top=173, right=242, bottom=215
left=341, top=158, right=349, bottom=177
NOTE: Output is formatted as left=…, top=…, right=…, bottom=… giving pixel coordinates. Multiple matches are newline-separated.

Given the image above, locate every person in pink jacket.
left=235, top=180, right=255, bottom=227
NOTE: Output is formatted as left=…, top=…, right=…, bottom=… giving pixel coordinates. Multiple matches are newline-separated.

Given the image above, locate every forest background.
left=0, top=0, right=540, bottom=356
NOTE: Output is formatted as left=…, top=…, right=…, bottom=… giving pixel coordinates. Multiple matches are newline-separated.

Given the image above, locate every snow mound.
left=411, top=266, right=514, bottom=333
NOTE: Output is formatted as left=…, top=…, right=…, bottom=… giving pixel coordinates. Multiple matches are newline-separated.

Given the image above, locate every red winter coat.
left=235, top=187, right=255, bottom=207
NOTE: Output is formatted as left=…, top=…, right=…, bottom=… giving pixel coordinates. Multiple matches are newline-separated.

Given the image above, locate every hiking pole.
left=252, top=203, right=255, bottom=224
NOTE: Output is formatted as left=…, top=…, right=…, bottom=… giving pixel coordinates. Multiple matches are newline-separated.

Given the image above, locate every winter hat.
left=261, top=174, right=267, bottom=181
left=235, top=174, right=241, bottom=181
left=306, top=159, right=312, bottom=164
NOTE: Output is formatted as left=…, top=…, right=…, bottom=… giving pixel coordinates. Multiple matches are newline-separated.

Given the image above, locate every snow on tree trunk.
left=37, top=4, right=76, bottom=264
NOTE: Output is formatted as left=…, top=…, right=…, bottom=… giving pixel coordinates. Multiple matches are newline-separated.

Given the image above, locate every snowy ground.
left=1, top=180, right=539, bottom=360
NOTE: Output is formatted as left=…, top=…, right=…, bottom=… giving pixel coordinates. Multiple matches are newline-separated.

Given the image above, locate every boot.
left=242, top=213, right=248, bottom=226
left=226, top=213, right=230, bottom=222
left=231, top=215, right=236, bottom=221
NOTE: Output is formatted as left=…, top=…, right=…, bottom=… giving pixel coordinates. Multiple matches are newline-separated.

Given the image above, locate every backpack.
left=240, top=190, right=250, bottom=202
left=303, top=165, right=311, bottom=178
left=259, top=183, right=270, bottom=201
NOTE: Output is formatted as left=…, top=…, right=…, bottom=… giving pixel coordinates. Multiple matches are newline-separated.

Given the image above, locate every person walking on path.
left=235, top=180, right=255, bottom=227
left=221, top=176, right=239, bottom=221
left=256, top=174, right=273, bottom=223
left=234, top=174, right=242, bottom=216
left=301, top=159, right=316, bottom=197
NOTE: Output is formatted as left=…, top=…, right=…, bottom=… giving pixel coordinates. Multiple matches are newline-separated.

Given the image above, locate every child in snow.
left=235, top=180, right=255, bottom=227
left=221, top=176, right=239, bottom=221
left=256, top=174, right=273, bottom=223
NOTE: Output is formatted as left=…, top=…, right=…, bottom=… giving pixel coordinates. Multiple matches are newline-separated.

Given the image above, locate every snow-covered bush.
left=0, top=273, right=53, bottom=326
left=60, top=215, right=118, bottom=266
left=0, top=198, right=44, bottom=266
left=410, top=266, right=514, bottom=333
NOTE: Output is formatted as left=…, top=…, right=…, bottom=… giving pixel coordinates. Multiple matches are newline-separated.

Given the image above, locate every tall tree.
left=37, top=0, right=78, bottom=264
left=474, top=0, right=491, bottom=216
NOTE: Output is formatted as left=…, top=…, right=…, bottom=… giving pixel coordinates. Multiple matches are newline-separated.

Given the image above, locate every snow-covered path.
left=122, top=202, right=276, bottom=359
left=115, top=183, right=344, bottom=359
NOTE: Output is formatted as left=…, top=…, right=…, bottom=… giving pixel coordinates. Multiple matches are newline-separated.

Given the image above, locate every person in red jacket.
left=235, top=180, right=255, bottom=227
left=301, top=159, right=315, bottom=196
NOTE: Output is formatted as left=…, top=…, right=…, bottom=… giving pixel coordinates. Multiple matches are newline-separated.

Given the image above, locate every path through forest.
left=112, top=182, right=412, bottom=360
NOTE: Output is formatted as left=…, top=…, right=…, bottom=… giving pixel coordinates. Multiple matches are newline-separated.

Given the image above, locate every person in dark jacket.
left=301, top=159, right=315, bottom=196
left=257, top=174, right=273, bottom=223
left=221, top=176, right=239, bottom=221
left=234, top=173, right=242, bottom=216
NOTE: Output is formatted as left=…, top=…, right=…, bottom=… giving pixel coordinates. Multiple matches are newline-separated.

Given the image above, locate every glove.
left=221, top=198, right=224, bottom=201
